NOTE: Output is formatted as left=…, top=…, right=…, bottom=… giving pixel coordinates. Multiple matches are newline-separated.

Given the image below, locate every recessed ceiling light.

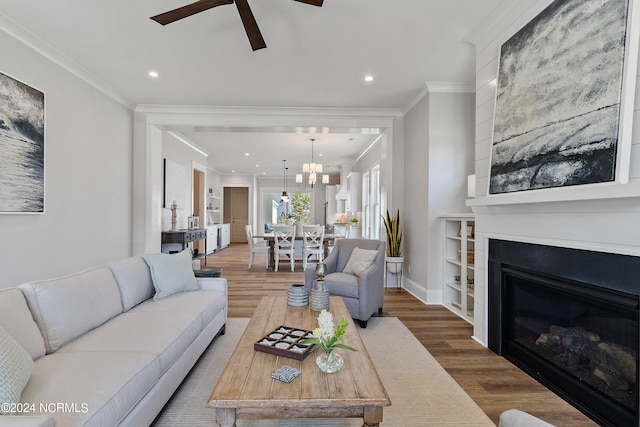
left=256, top=164, right=260, bottom=168
left=245, top=153, right=250, bottom=156
left=364, top=75, right=374, bottom=82
left=148, top=71, right=159, bottom=78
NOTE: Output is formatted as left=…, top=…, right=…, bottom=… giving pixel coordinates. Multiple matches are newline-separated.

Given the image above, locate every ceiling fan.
left=151, top=0, right=324, bottom=51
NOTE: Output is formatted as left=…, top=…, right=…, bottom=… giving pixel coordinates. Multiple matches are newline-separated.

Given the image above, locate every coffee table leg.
left=216, top=408, right=236, bottom=427
left=363, top=406, right=383, bottom=427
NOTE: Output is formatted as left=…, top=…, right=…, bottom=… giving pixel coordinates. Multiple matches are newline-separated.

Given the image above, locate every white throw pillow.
left=342, top=247, right=378, bottom=276
left=143, top=250, right=199, bottom=300
left=0, top=326, right=33, bottom=413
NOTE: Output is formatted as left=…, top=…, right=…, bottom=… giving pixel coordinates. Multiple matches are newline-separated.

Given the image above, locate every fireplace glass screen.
left=504, top=267, right=638, bottom=424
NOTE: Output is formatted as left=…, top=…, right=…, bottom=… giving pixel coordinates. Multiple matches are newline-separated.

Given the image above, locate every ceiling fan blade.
left=151, top=0, right=233, bottom=25
left=235, top=0, right=267, bottom=51
left=292, top=0, right=324, bottom=6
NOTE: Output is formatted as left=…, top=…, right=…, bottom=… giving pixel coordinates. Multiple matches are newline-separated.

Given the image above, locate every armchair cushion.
left=324, top=273, right=359, bottom=299
left=342, top=247, right=378, bottom=276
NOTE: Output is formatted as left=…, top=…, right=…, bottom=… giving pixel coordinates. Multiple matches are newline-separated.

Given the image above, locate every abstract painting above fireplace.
left=489, top=0, right=638, bottom=194
left=488, top=239, right=640, bottom=427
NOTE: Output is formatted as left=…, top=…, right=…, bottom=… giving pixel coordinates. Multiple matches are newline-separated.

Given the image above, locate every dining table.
left=254, top=232, right=339, bottom=271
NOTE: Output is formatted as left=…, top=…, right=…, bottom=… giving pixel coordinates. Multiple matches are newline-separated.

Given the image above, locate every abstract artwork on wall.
left=489, top=0, right=635, bottom=194
left=0, top=72, right=45, bottom=213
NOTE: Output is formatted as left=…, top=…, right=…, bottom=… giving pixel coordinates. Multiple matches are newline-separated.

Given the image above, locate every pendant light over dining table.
left=296, top=138, right=329, bottom=188
left=281, top=159, right=290, bottom=202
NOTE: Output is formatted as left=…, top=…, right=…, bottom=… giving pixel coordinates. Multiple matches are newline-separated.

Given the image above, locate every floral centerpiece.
left=300, top=309, right=356, bottom=373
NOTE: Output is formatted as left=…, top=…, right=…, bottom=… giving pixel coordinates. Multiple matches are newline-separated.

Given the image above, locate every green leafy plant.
left=300, top=310, right=356, bottom=356
left=383, top=209, right=402, bottom=257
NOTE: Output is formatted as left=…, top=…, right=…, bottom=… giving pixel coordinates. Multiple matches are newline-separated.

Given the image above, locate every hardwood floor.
left=204, top=243, right=596, bottom=426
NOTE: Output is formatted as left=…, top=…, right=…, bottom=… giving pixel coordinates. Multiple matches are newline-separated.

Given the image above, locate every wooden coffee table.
left=207, top=295, right=390, bottom=427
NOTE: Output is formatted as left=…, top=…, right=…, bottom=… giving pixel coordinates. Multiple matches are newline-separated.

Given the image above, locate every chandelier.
left=296, top=138, right=329, bottom=187
left=280, top=160, right=289, bottom=202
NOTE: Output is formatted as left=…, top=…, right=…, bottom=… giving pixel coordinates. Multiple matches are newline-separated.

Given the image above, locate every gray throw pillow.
left=342, top=247, right=378, bottom=276
left=143, top=250, right=199, bottom=300
left=0, top=326, right=33, bottom=413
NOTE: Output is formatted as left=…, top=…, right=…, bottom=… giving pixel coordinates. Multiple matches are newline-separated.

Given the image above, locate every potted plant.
left=383, top=209, right=403, bottom=273
left=350, top=217, right=359, bottom=227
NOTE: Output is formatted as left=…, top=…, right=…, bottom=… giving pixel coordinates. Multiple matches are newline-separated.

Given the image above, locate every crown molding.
left=0, top=12, right=134, bottom=110
left=401, top=81, right=475, bottom=114
left=425, top=81, right=475, bottom=93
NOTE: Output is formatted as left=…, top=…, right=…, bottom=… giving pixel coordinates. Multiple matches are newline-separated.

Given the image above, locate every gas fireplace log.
left=536, top=325, right=636, bottom=384
left=593, top=366, right=630, bottom=391
left=597, top=342, right=636, bottom=383
left=548, top=325, right=600, bottom=342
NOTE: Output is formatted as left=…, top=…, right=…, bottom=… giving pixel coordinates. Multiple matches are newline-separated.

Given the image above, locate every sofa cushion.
left=0, top=288, right=45, bottom=360
left=324, top=272, right=359, bottom=299
left=19, top=266, right=123, bottom=354
left=108, top=255, right=154, bottom=311
left=0, top=326, right=33, bottom=413
left=342, top=247, right=378, bottom=276
left=21, top=351, right=159, bottom=426
left=143, top=250, right=199, bottom=300
left=131, top=289, right=226, bottom=331
left=57, top=310, right=201, bottom=374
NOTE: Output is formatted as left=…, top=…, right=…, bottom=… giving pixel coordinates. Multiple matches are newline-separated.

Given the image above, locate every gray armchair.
left=305, top=238, right=386, bottom=328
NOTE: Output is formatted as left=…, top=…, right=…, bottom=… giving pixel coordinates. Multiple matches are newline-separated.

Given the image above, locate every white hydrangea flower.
left=317, top=309, right=335, bottom=341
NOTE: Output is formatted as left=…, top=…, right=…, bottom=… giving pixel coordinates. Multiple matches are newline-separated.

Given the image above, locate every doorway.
left=192, top=165, right=206, bottom=255
left=224, top=187, right=249, bottom=243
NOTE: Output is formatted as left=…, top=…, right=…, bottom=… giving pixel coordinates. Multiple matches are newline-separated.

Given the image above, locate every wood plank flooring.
left=204, top=243, right=596, bottom=426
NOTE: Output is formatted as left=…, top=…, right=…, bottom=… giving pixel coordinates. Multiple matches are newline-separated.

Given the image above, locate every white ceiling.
left=0, top=0, right=502, bottom=177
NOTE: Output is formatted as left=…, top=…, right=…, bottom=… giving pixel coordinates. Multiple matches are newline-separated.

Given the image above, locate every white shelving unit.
left=441, top=214, right=475, bottom=324
left=207, top=191, right=222, bottom=226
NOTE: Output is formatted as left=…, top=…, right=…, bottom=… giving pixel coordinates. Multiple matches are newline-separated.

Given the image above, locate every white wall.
left=401, top=88, right=475, bottom=303
left=467, top=0, right=640, bottom=345
left=161, top=133, right=209, bottom=231
left=403, top=95, right=430, bottom=301
left=0, top=30, right=133, bottom=288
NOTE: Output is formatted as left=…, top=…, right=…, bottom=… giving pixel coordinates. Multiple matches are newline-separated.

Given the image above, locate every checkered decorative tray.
left=254, top=325, right=315, bottom=360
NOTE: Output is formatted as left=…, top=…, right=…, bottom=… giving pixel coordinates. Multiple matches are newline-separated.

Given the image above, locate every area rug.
left=152, top=317, right=495, bottom=426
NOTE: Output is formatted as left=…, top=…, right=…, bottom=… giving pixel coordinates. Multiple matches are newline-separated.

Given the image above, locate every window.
left=361, top=164, right=380, bottom=239
left=362, top=171, right=370, bottom=237
left=266, top=192, right=310, bottom=225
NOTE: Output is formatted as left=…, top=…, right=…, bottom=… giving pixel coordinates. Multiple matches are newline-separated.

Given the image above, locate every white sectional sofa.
left=0, top=251, right=227, bottom=427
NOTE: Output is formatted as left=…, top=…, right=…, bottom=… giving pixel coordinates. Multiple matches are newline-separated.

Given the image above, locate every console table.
left=161, top=229, right=207, bottom=265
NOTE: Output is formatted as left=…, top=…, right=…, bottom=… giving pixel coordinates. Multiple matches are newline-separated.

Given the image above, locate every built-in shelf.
left=441, top=214, right=475, bottom=325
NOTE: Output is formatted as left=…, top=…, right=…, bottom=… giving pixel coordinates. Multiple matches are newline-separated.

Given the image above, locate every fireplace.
left=488, top=240, right=640, bottom=427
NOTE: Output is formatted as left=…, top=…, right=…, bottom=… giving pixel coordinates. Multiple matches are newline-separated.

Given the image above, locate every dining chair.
left=273, top=224, right=296, bottom=272
left=302, top=225, right=325, bottom=270
left=245, top=225, right=269, bottom=269
left=328, top=223, right=350, bottom=253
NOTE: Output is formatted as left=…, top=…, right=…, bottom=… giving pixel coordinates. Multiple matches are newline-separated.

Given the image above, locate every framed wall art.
left=489, top=0, right=639, bottom=195
left=0, top=71, right=45, bottom=213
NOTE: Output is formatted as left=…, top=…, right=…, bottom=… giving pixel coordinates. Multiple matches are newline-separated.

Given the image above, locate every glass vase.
left=316, top=351, right=343, bottom=373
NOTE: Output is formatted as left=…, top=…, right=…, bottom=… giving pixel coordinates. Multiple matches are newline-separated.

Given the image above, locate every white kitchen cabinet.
left=206, top=225, right=218, bottom=254
left=220, top=224, right=231, bottom=249
left=346, top=172, right=361, bottom=212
